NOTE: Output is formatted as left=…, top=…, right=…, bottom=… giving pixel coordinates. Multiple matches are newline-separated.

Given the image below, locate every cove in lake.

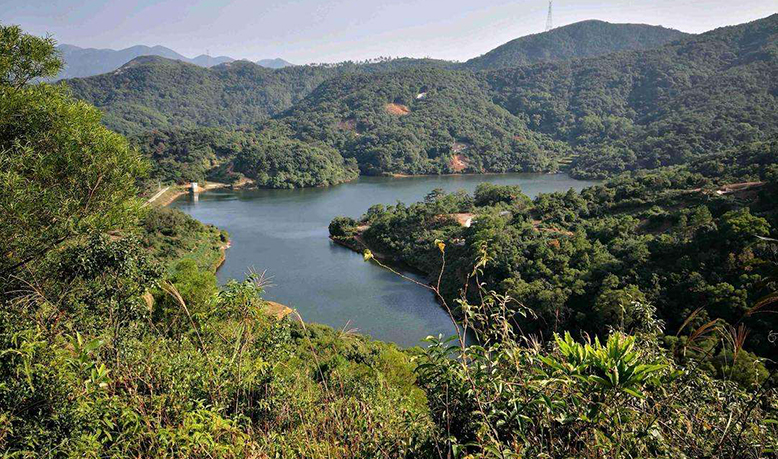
left=173, top=173, right=597, bottom=348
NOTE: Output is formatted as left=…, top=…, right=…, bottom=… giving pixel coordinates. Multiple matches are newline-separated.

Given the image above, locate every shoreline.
left=386, top=170, right=564, bottom=179
left=213, top=241, right=231, bottom=272
left=331, top=233, right=464, bottom=321
left=151, top=178, right=257, bottom=208
left=150, top=171, right=584, bottom=205
left=329, top=233, right=430, bottom=281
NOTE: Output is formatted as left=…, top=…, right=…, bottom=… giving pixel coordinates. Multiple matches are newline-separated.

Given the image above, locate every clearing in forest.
left=385, top=103, right=410, bottom=116
left=450, top=154, right=467, bottom=172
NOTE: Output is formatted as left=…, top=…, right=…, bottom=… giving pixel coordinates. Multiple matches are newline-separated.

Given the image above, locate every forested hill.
left=256, top=68, right=564, bottom=176
left=65, top=57, right=334, bottom=135
left=135, top=68, right=563, bottom=187
left=63, top=20, right=686, bottom=137
left=65, top=56, right=453, bottom=136
left=484, top=13, right=778, bottom=178
left=463, top=20, right=689, bottom=71
left=65, top=14, right=777, bottom=188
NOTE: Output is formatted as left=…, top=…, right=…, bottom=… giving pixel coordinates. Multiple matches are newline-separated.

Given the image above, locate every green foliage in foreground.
left=140, top=206, right=229, bottom=272
left=1, top=258, right=433, bottom=457
left=2, top=24, right=777, bottom=458
left=417, top=306, right=777, bottom=458
left=0, top=25, right=145, bottom=281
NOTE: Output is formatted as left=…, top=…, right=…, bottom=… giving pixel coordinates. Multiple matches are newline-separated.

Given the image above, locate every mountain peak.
left=463, top=20, right=690, bottom=71
left=256, top=58, right=293, bottom=69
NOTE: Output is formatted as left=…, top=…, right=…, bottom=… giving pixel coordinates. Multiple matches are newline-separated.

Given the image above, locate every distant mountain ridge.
left=64, top=15, right=777, bottom=186
left=65, top=56, right=454, bottom=135
left=256, top=58, right=294, bottom=69
left=64, top=19, right=693, bottom=135
left=57, top=20, right=683, bottom=80
left=463, top=20, right=689, bottom=70
left=54, top=44, right=291, bottom=80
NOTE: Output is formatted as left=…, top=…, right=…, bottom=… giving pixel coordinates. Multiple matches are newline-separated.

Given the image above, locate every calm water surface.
left=172, top=173, right=597, bottom=347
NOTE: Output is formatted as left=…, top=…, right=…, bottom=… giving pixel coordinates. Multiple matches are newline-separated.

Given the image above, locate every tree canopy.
left=0, top=25, right=146, bottom=283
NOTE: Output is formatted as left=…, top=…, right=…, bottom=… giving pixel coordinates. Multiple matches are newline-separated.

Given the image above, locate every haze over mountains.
left=65, top=15, right=777, bottom=188
left=54, top=43, right=292, bottom=80
left=64, top=20, right=689, bottom=132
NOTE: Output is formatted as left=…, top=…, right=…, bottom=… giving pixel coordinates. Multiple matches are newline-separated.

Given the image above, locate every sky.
left=1, top=0, right=775, bottom=64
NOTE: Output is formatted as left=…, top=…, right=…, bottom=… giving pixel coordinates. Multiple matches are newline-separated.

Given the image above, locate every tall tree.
left=0, top=25, right=146, bottom=285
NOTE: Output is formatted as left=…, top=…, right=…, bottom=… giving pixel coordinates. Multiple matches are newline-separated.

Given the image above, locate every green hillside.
left=129, top=68, right=566, bottom=187
left=484, top=14, right=778, bottom=178
left=3, top=23, right=777, bottom=459
left=66, top=56, right=454, bottom=137
left=464, top=20, right=689, bottom=71
left=67, top=15, right=777, bottom=188
left=266, top=68, right=565, bottom=176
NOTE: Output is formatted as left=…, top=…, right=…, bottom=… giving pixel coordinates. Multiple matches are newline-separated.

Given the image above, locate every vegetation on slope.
left=484, top=14, right=778, bottom=178
left=267, top=68, right=565, bottom=176
left=66, top=15, right=776, bottom=189
left=133, top=127, right=255, bottom=184
left=141, top=206, right=229, bottom=272
left=334, top=138, right=778, bottom=384
left=127, top=68, right=566, bottom=187
left=2, top=27, right=777, bottom=457
left=133, top=127, right=359, bottom=188
left=463, top=19, right=689, bottom=71
left=64, top=20, right=690, bottom=136
left=1, top=27, right=434, bottom=457
left=66, top=56, right=454, bottom=137
left=65, top=57, right=327, bottom=135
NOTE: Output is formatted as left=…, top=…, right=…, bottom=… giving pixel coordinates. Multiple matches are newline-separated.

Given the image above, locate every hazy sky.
left=2, top=0, right=775, bottom=64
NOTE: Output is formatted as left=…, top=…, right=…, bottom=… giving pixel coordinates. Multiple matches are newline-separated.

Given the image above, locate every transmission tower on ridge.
left=545, top=1, right=553, bottom=31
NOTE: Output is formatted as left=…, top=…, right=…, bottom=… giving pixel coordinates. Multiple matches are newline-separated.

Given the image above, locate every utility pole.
left=546, top=0, right=553, bottom=32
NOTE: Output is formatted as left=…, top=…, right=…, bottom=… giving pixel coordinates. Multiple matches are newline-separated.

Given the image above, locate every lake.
left=172, top=173, right=597, bottom=347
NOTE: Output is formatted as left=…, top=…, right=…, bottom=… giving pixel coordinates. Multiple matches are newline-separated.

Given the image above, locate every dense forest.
left=484, top=14, right=778, bottom=178
left=66, top=56, right=455, bottom=137
left=462, top=20, right=688, bottom=71
left=64, top=21, right=687, bottom=139
left=64, top=15, right=777, bottom=189
left=2, top=22, right=777, bottom=458
left=267, top=69, right=565, bottom=176
left=125, top=68, right=565, bottom=186
left=132, top=127, right=359, bottom=188
left=332, top=138, right=778, bottom=384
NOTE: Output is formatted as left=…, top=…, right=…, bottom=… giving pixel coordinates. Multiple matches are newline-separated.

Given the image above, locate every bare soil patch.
left=450, top=154, right=467, bottom=172
left=385, top=103, right=410, bottom=116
